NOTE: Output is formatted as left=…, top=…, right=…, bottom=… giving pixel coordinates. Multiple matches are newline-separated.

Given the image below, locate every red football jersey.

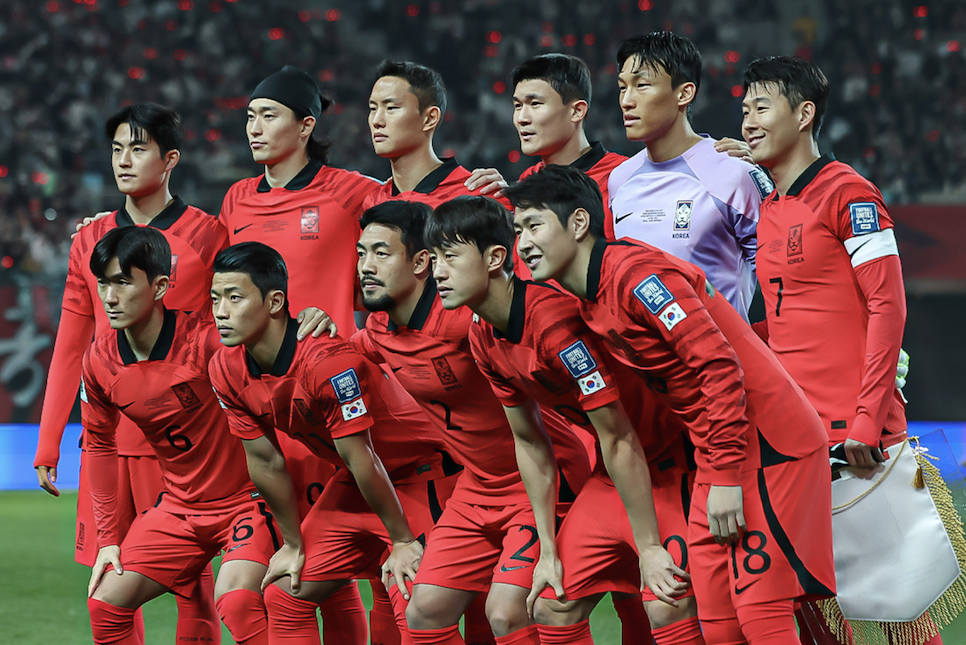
left=756, top=155, right=906, bottom=446
left=39, top=199, right=227, bottom=462
left=469, top=278, right=682, bottom=462
left=518, top=142, right=627, bottom=239
left=363, top=157, right=511, bottom=211
left=351, top=280, right=591, bottom=505
left=81, top=310, right=255, bottom=546
left=209, top=319, right=447, bottom=479
left=579, top=239, right=827, bottom=486
left=219, top=161, right=380, bottom=334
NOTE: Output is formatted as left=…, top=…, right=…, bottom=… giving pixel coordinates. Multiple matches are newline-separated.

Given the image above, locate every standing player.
left=609, top=32, right=771, bottom=319
left=426, top=195, right=707, bottom=645
left=504, top=165, right=836, bottom=645
left=742, top=58, right=929, bottom=644
left=208, top=242, right=456, bottom=645
left=348, top=201, right=591, bottom=645
left=82, top=226, right=277, bottom=645
left=220, top=65, right=379, bottom=640
left=34, top=103, right=225, bottom=643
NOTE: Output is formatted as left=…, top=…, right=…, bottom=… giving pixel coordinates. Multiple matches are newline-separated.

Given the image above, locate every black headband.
left=251, top=66, right=323, bottom=120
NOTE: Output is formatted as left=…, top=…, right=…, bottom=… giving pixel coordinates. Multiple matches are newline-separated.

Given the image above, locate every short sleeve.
left=545, top=326, right=621, bottom=411
left=467, top=326, right=528, bottom=408
left=298, top=347, right=376, bottom=439
left=208, top=353, right=270, bottom=441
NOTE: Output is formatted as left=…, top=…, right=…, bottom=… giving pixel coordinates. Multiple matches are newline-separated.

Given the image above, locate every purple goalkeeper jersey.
left=608, top=135, right=773, bottom=319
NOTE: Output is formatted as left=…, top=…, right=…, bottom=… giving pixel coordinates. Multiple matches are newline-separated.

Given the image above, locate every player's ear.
left=300, top=116, right=317, bottom=140
left=412, top=249, right=432, bottom=276
left=485, top=244, right=508, bottom=273
left=569, top=99, right=589, bottom=124
left=153, top=275, right=170, bottom=301
left=267, top=290, right=286, bottom=315
left=422, top=106, right=442, bottom=133
left=676, top=81, right=697, bottom=110
left=163, top=149, right=180, bottom=173
left=571, top=208, right=592, bottom=241
left=798, top=101, right=816, bottom=135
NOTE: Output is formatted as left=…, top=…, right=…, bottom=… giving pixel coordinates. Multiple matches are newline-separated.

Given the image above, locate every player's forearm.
left=85, top=428, right=120, bottom=546
left=35, top=309, right=96, bottom=467
left=511, top=414, right=559, bottom=558
left=339, top=439, right=415, bottom=544
left=851, top=256, right=907, bottom=446
left=245, top=446, right=303, bottom=549
left=591, top=407, right=662, bottom=552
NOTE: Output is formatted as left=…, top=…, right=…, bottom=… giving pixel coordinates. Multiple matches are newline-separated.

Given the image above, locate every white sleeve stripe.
left=844, top=228, right=899, bottom=268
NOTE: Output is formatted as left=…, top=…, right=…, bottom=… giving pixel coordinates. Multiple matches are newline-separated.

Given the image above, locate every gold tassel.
left=818, top=437, right=966, bottom=645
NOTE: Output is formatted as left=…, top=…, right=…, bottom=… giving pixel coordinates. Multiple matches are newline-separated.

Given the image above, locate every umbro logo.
left=233, top=224, right=254, bottom=235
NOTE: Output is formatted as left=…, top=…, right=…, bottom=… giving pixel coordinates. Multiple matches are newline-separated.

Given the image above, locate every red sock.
left=133, top=607, right=145, bottom=645
left=494, top=624, right=540, bottom=644
left=264, top=584, right=321, bottom=645
left=463, top=593, right=495, bottom=645
left=410, top=625, right=465, bottom=644
left=539, top=620, right=595, bottom=645
left=736, top=599, right=799, bottom=645
left=371, top=580, right=402, bottom=645
left=88, top=598, right=140, bottom=645
left=612, top=595, right=654, bottom=645
left=216, top=589, right=267, bottom=645
left=177, top=565, right=222, bottom=644
left=698, top=618, right=744, bottom=645
left=652, top=617, right=705, bottom=645
left=388, top=578, right=417, bottom=645
left=319, top=581, right=367, bottom=645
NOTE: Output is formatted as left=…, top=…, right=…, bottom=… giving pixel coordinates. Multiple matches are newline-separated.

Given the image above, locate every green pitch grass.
left=3, top=490, right=965, bottom=644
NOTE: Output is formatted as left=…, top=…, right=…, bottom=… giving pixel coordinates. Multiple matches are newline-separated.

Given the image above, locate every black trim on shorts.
left=680, top=472, right=691, bottom=522
left=558, top=467, right=577, bottom=504
left=683, top=435, right=698, bottom=472
left=757, top=468, right=834, bottom=597
left=427, top=480, right=444, bottom=523
left=757, top=428, right=797, bottom=468
left=440, top=450, right=463, bottom=476
left=257, top=501, right=282, bottom=552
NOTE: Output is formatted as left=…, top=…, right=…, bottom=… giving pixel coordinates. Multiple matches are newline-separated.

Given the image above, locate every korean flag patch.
left=341, top=398, right=368, bottom=421
left=633, top=275, right=675, bottom=315
left=577, top=371, right=606, bottom=396
left=330, top=368, right=362, bottom=403
left=658, top=302, right=688, bottom=331
left=849, top=202, right=881, bottom=235
left=559, top=340, right=598, bottom=378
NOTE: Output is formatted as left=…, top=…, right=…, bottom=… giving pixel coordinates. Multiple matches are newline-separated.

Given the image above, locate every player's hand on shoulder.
left=713, top=138, right=755, bottom=165
left=88, top=545, right=122, bottom=598
left=525, top=553, right=565, bottom=618
left=71, top=210, right=112, bottom=239
left=35, top=465, right=59, bottom=497
left=638, top=544, right=690, bottom=607
left=465, top=167, right=508, bottom=197
left=382, top=538, right=423, bottom=601
left=706, top=484, right=746, bottom=545
left=295, top=307, right=337, bottom=340
left=844, top=438, right=885, bottom=469
left=262, top=542, right=306, bottom=593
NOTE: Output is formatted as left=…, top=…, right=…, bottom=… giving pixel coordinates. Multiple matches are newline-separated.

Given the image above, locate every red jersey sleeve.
left=620, top=265, right=749, bottom=485
left=467, top=325, right=528, bottom=408
left=542, top=328, right=621, bottom=412
left=80, top=350, right=121, bottom=546
left=62, top=234, right=95, bottom=317
left=208, top=353, right=272, bottom=442
left=297, top=350, right=377, bottom=439
left=348, top=328, right=385, bottom=364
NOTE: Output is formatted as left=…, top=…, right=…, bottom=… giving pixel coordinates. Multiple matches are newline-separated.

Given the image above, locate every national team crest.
left=301, top=206, right=320, bottom=234
left=171, top=383, right=202, bottom=411
left=787, top=224, right=804, bottom=257
left=673, top=201, right=692, bottom=231
left=432, top=357, right=459, bottom=387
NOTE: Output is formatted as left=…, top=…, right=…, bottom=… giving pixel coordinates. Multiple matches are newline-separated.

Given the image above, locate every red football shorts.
left=300, top=468, right=455, bottom=581
left=75, top=450, right=164, bottom=567
left=688, top=448, right=835, bottom=621
left=118, top=499, right=279, bottom=597
left=415, top=499, right=539, bottom=593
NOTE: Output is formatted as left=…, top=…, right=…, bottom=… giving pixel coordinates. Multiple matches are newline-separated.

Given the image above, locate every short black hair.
left=213, top=242, right=288, bottom=303
left=617, top=32, right=702, bottom=117
left=510, top=54, right=592, bottom=106
left=375, top=60, right=448, bottom=116
left=425, top=196, right=514, bottom=273
left=743, top=56, right=830, bottom=140
left=105, top=103, right=184, bottom=156
left=503, top=165, right=605, bottom=239
left=360, top=200, right=431, bottom=258
left=90, top=226, right=171, bottom=282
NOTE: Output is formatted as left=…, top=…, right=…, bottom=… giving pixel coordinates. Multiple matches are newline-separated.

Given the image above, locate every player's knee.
left=88, top=597, right=138, bottom=643
left=405, top=591, right=454, bottom=630
left=645, top=596, right=697, bottom=629
left=532, top=597, right=591, bottom=627
left=484, top=600, right=531, bottom=637
left=215, top=589, right=267, bottom=643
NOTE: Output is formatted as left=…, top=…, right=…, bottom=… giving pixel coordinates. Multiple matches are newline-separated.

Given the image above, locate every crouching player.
left=207, top=242, right=457, bottom=645
left=82, top=226, right=278, bottom=645
left=503, top=166, right=836, bottom=644
left=426, top=196, right=706, bottom=645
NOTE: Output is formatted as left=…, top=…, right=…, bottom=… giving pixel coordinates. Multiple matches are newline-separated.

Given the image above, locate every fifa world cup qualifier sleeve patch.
left=849, top=202, right=881, bottom=235
left=559, top=341, right=607, bottom=396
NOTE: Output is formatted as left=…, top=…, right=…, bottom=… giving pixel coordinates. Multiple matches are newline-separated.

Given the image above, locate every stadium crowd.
left=0, top=0, right=964, bottom=274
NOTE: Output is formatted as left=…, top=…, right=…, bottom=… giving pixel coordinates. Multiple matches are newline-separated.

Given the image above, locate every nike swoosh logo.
left=734, top=580, right=756, bottom=595
left=756, top=242, right=766, bottom=250
left=391, top=366, right=403, bottom=373
left=226, top=545, right=243, bottom=552
left=847, top=238, right=872, bottom=258
left=233, top=224, right=254, bottom=235
left=615, top=212, right=634, bottom=224
left=500, top=564, right=526, bottom=572
left=118, top=402, right=135, bottom=410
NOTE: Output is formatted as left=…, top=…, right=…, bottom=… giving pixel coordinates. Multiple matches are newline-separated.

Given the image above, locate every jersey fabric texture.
left=219, top=160, right=380, bottom=334
left=608, top=136, right=767, bottom=319
left=362, top=156, right=503, bottom=210
left=755, top=154, right=906, bottom=447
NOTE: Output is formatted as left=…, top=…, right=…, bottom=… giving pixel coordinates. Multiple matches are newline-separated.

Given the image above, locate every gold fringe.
left=818, top=441, right=966, bottom=645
